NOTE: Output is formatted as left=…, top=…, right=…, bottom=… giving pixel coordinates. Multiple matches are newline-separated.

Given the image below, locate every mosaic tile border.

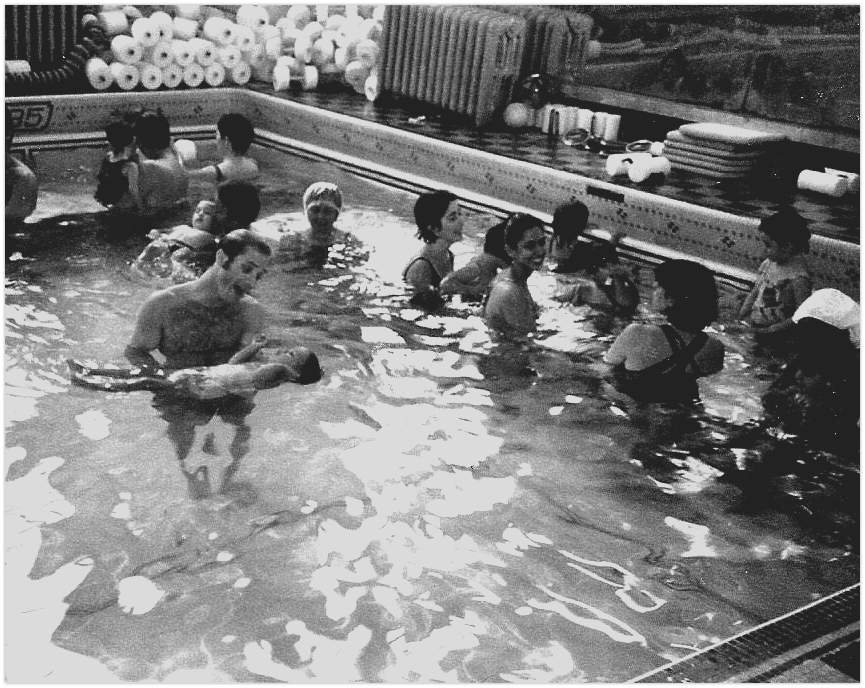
left=6, top=89, right=859, bottom=299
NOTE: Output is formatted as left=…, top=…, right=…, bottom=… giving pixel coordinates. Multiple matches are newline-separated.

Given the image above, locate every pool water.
left=5, top=144, right=858, bottom=683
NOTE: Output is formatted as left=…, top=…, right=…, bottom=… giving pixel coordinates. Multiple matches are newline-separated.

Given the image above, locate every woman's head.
left=759, top=207, right=811, bottom=257
left=503, top=213, right=548, bottom=272
left=653, top=259, right=719, bottom=331
left=216, top=179, right=261, bottom=230
left=413, top=190, right=462, bottom=244
left=133, top=109, right=171, bottom=156
left=216, top=113, right=255, bottom=155
left=552, top=200, right=589, bottom=246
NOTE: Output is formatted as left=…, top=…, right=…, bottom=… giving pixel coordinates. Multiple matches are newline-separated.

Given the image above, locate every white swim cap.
left=793, top=288, right=860, bottom=348
left=303, top=181, right=342, bottom=212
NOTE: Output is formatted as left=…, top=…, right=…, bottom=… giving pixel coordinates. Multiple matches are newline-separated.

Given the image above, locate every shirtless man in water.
left=125, top=229, right=273, bottom=498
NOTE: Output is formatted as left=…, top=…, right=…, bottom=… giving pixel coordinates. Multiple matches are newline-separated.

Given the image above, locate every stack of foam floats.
left=663, top=122, right=786, bottom=179
left=84, top=5, right=385, bottom=98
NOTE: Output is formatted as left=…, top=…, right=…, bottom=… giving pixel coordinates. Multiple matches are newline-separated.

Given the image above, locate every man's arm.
left=124, top=292, right=167, bottom=369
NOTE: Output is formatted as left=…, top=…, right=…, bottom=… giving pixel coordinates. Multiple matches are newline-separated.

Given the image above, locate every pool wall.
left=6, top=89, right=859, bottom=298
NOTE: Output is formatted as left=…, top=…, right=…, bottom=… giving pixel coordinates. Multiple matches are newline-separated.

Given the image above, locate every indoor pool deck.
left=5, top=85, right=861, bottom=683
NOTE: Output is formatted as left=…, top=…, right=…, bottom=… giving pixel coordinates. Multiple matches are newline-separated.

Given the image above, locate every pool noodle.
left=146, top=41, right=174, bottom=69
left=797, top=170, right=847, bottom=197
left=244, top=43, right=268, bottom=68
left=575, top=108, right=594, bottom=131
left=272, top=64, right=292, bottom=91
left=172, top=16, right=199, bottom=41
left=233, top=24, right=256, bottom=52
left=130, top=18, right=159, bottom=47
left=265, top=35, right=283, bottom=60
left=174, top=5, right=201, bottom=20
left=204, top=17, right=236, bottom=45
left=5, top=60, right=32, bottom=75
left=161, top=63, right=183, bottom=89
left=97, top=10, right=128, bottom=37
left=236, top=4, right=269, bottom=29
left=217, top=45, right=241, bottom=69
left=171, top=39, right=194, bottom=67
left=139, top=62, right=163, bottom=90
left=189, top=38, right=216, bottom=66
left=182, top=62, right=205, bottom=87
left=86, top=57, right=113, bottom=90
left=149, top=11, right=174, bottom=41
left=364, top=72, right=379, bottom=102
left=591, top=112, right=608, bottom=139
left=603, top=114, right=621, bottom=142
left=109, top=62, right=140, bottom=90
left=111, top=35, right=143, bottom=65
left=606, top=152, right=652, bottom=177
left=230, top=61, right=251, bottom=85
left=258, top=24, right=281, bottom=41
left=204, top=62, right=225, bottom=86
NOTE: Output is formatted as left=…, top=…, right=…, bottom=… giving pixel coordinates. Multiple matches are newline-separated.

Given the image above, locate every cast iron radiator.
left=5, top=5, right=83, bottom=70
left=379, top=5, right=527, bottom=126
left=492, top=6, right=595, bottom=80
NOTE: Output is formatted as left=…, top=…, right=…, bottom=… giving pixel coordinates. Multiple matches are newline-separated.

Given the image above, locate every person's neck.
left=508, top=262, right=533, bottom=283
left=424, top=239, right=450, bottom=258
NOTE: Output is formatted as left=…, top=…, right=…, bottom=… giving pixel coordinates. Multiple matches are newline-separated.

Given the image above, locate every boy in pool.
left=263, top=181, right=344, bottom=269
left=94, top=120, right=141, bottom=210
left=68, top=343, right=321, bottom=399
left=737, top=207, right=812, bottom=355
left=185, top=113, right=260, bottom=184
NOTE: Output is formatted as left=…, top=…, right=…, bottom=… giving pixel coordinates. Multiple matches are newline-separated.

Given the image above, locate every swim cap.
left=793, top=288, right=860, bottom=348
left=303, top=182, right=342, bottom=213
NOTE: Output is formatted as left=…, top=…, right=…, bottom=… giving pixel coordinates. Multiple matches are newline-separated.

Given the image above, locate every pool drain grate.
left=629, top=583, right=859, bottom=683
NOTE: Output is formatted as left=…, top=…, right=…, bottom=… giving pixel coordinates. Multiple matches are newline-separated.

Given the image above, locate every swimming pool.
left=5, top=141, right=858, bottom=682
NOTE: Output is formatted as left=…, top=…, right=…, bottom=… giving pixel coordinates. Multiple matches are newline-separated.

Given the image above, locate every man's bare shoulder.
left=141, top=280, right=196, bottom=307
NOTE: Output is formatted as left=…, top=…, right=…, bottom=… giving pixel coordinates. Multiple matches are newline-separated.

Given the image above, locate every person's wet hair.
left=413, top=190, right=458, bottom=243
left=217, top=179, right=261, bottom=228
left=218, top=229, right=272, bottom=262
left=503, top=212, right=546, bottom=250
left=133, top=109, right=171, bottom=153
left=217, top=113, right=255, bottom=155
left=759, top=207, right=811, bottom=254
left=552, top=200, right=589, bottom=244
left=283, top=346, right=322, bottom=384
left=105, top=121, right=135, bottom=152
left=654, top=259, right=719, bottom=331
left=483, top=221, right=512, bottom=264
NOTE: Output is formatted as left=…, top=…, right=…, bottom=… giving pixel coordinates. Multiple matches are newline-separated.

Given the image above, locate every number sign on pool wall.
left=7, top=102, right=54, bottom=131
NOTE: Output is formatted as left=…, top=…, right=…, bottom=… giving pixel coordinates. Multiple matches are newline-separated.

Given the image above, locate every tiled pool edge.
left=629, top=583, right=859, bottom=683
left=6, top=88, right=859, bottom=299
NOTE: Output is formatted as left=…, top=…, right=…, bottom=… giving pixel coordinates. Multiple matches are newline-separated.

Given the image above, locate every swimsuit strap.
left=655, top=324, right=707, bottom=376
left=403, top=255, right=442, bottom=287
left=214, top=164, right=225, bottom=183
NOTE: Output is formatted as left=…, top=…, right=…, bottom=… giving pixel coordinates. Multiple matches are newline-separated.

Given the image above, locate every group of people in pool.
left=401, top=189, right=859, bottom=454
left=34, top=104, right=854, bottom=488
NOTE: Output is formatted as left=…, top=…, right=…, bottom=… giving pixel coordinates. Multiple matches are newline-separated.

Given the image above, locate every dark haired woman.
left=403, top=190, right=464, bottom=308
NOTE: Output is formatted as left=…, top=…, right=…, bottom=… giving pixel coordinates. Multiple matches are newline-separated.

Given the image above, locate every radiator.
left=492, top=6, right=594, bottom=79
left=5, top=5, right=83, bottom=70
left=380, top=6, right=526, bottom=126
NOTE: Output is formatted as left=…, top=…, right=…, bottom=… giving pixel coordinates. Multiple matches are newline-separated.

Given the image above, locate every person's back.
left=187, top=112, right=259, bottom=184
left=604, top=259, right=724, bottom=403
left=129, top=110, right=189, bottom=213
left=441, top=219, right=510, bottom=300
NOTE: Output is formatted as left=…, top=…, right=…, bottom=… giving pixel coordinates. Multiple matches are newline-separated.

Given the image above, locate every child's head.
left=759, top=207, right=811, bottom=258
left=217, top=113, right=255, bottom=155
left=278, top=346, right=322, bottom=384
left=584, top=239, right=619, bottom=275
left=133, top=109, right=171, bottom=155
left=216, top=180, right=261, bottom=231
left=303, top=181, right=342, bottom=233
left=483, top=221, right=512, bottom=265
left=653, top=259, right=719, bottom=332
left=191, top=200, right=217, bottom=233
left=105, top=121, right=135, bottom=155
left=552, top=200, right=589, bottom=247
left=413, top=190, right=461, bottom=243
